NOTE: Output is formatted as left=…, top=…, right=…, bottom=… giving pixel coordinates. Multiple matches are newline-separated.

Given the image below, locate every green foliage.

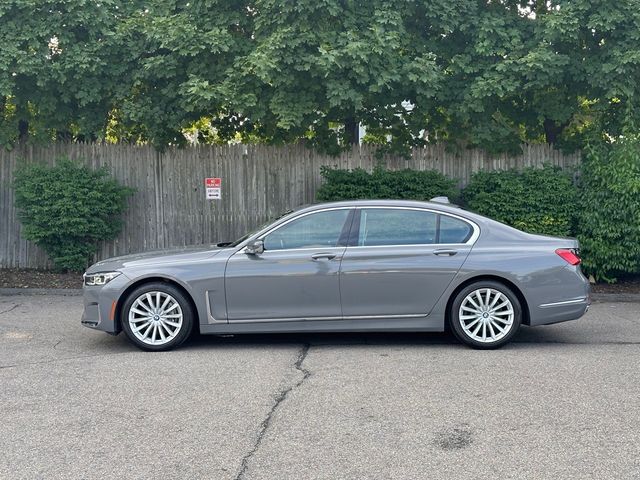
left=13, top=158, right=134, bottom=271
left=2, top=1, right=640, bottom=153
left=316, top=165, right=458, bottom=202
left=576, top=137, right=640, bottom=282
left=461, top=165, right=577, bottom=236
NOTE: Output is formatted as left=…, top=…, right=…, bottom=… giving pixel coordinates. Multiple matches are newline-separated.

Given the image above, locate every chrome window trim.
left=233, top=204, right=479, bottom=255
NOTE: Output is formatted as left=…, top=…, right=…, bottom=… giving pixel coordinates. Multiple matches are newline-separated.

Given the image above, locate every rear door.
left=339, top=207, right=476, bottom=318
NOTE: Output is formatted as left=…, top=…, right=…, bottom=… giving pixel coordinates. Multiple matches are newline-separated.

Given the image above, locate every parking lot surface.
left=1, top=294, right=639, bottom=479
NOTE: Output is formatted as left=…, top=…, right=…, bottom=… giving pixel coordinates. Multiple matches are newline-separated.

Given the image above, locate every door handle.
left=433, top=249, right=458, bottom=256
left=311, top=252, right=337, bottom=261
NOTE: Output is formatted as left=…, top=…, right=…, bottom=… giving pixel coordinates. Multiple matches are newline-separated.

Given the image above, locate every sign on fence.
left=205, top=177, right=222, bottom=200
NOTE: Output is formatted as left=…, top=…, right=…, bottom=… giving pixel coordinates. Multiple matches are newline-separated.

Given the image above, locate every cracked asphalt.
left=1, top=294, right=639, bottom=479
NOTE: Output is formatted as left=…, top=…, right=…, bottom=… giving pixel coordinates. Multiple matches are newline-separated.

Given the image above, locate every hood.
left=86, top=244, right=226, bottom=273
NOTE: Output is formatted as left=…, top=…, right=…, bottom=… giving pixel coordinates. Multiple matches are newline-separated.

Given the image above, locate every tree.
left=0, top=0, right=135, bottom=146
left=114, top=0, right=252, bottom=147
left=1, top=1, right=640, bottom=154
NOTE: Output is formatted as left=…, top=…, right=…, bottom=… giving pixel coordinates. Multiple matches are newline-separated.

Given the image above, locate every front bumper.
left=81, top=272, right=130, bottom=333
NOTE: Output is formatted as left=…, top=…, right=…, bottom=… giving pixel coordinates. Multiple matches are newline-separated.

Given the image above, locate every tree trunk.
left=543, top=118, right=564, bottom=145
left=344, top=117, right=359, bottom=145
left=18, top=119, right=29, bottom=143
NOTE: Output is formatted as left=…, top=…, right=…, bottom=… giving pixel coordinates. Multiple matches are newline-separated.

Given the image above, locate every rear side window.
left=354, top=208, right=474, bottom=246
left=357, top=209, right=437, bottom=246
left=439, top=215, right=473, bottom=243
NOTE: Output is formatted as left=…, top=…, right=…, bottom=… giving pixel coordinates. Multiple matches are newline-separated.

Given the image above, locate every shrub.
left=13, top=158, right=134, bottom=271
left=316, top=165, right=458, bottom=202
left=461, top=165, right=577, bottom=237
left=576, top=137, right=640, bottom=282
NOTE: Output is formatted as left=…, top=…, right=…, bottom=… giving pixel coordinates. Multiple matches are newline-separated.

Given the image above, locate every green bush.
left=461, top=165, right=577, bottom=237
left=576, top=137, right=640, bottom=282
left=13, top=158, right=134, bottom=271
left=316, top=165, right=458, bottom=202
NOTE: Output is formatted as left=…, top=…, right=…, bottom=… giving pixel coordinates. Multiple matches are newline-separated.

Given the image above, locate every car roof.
left=294, top=199, right=471, bottom=217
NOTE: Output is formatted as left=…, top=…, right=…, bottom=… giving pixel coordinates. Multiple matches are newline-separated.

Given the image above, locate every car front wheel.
left=121, top=283, right=194, bottom=351
left=450, top=281, right=522, bottom=349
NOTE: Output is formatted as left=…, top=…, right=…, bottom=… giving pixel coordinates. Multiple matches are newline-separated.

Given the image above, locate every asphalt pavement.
left=1, top=294, right=639, bottom=479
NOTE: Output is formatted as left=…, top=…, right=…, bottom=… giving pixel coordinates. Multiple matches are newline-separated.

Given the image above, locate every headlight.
left=83, top=271, right=122, bottom=287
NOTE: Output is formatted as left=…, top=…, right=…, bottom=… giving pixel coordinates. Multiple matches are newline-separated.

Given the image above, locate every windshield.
left=226, top=210, right=294, bottom=248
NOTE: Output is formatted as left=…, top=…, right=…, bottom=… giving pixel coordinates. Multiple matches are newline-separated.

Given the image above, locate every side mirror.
left=245, top=239, right=264, bottom=255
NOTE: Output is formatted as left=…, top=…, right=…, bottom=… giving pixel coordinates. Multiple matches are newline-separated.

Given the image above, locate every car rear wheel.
left=450, top=281, right=521, bottom=349
left=121, top=283, right=194, bottom=351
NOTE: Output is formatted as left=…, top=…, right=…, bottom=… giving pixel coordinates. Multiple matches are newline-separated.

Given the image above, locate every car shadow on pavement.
left=183, top=330, right=461, bottom=350
left=178, top=324, right=581, bottom=350
left=85, top=325, right=587, bottom=353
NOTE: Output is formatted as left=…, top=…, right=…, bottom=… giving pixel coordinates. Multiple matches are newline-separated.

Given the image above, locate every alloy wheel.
left=458, top=288, right=514, bottom=343
left=128, top=291, right=184, bottom=346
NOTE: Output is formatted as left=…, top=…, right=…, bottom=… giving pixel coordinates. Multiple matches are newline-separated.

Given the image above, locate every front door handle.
left=433, top=249, right=458, bottom=256
left=311, top=252, right=337, bottom=261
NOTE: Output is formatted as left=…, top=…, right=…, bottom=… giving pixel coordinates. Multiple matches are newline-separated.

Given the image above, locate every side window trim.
left=347, top=209, right=361, bottom=247
left=337, top=209, right=356, bottom=247
left=258, top=207, right=354, bottom=252
left=346, top=206, right=479, bottom=248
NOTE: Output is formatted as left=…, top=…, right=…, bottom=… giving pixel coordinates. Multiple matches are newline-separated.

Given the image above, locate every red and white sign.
left=205, top=177, right=222, bottom=200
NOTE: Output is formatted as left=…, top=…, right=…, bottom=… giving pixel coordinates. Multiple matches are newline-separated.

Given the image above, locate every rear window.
left=439, top=215, right=473, bottom=243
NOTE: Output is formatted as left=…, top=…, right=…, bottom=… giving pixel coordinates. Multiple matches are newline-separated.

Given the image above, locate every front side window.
left=357, top=209, right=437, bottom=246
left=263, top=209, right=351, bottom=251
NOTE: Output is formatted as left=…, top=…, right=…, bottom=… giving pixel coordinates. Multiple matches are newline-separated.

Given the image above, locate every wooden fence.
left=0, top=142, right=580, bottom=269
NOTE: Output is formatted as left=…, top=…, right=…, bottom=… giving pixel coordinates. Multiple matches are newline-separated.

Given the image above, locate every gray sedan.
left=82, top=199, right=590, bottom=350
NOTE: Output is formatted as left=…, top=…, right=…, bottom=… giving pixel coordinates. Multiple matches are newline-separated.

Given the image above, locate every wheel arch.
left=115, top=276, right=198, bottom=333
left=445, top=275, right=531, bottom=327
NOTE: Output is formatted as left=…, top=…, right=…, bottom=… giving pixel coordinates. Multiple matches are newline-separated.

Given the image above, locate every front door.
left=224, top=208, right=353, bottom=321
left=339, top=207, right=475, bottom=317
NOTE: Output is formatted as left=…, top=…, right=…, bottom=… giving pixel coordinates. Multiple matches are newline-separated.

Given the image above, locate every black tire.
left=121, top=282, right=194, bottom=351
left=449, top=280, right=522, bottom=349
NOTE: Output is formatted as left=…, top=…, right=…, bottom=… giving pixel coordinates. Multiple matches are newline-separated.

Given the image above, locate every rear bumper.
left=527, top=264, right=591, bottom=326
left=531, top=296, right=591, bottom=326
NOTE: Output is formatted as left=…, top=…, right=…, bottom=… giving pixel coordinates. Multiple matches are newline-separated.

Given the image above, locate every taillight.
left=556, top=248, right=581, bottom=266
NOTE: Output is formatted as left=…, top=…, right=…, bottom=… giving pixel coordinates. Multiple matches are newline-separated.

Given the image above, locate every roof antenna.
left=430, top=196, right=450, bottom=204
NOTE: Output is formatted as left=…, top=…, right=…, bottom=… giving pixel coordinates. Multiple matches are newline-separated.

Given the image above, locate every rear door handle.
left=311, top=252, right=337, bottom=261
left=433, top=249, right=458, bottom=256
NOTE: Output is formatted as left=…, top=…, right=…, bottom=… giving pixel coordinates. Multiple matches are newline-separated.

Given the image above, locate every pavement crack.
left=235, top=344, right=311, bottom=480
left=0, top=303, right=21, bottom=315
